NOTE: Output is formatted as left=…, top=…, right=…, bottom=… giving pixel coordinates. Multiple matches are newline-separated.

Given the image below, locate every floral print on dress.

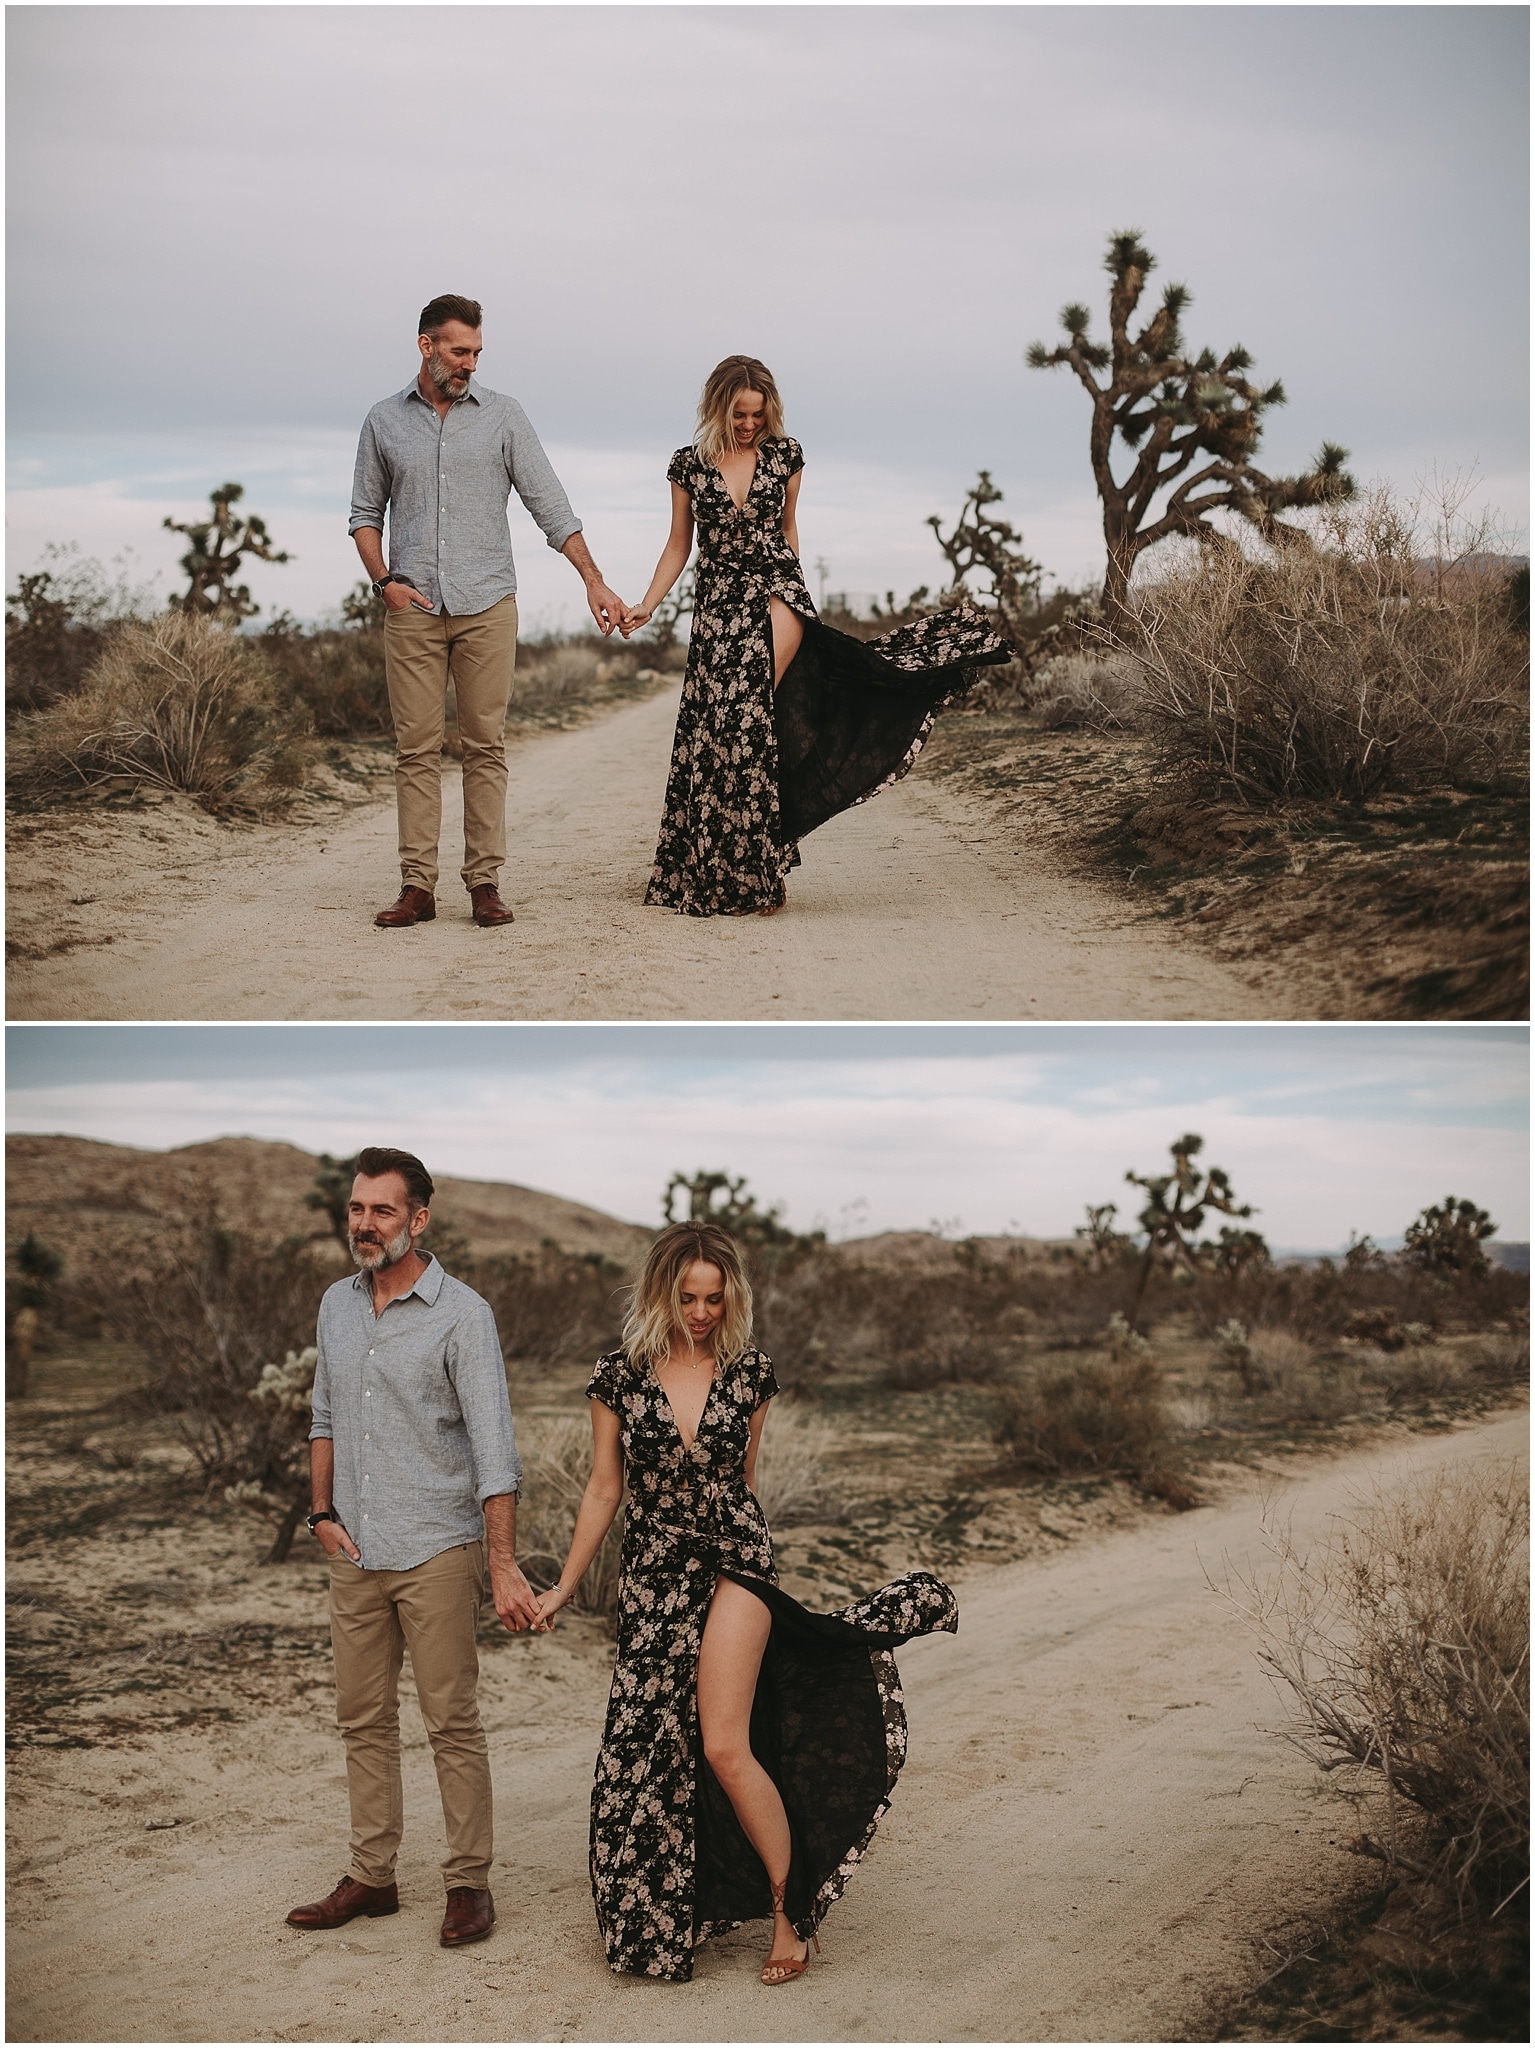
left=644, top=437, right=1012, bottom=913
left=583, top=1345, right=958, bottom=1981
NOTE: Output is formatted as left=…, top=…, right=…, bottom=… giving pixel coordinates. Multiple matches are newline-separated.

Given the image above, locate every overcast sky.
left=7, top=1024, right=1527, bottom=1248
left=6, top=4, right=1529, bottom=626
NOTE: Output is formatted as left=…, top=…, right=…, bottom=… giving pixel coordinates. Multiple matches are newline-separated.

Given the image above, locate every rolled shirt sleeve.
left=309, top=1330, right=333, bottom=1442
left=448, top=1300, right=524, bottom=1503
left=348, top=416, right=390, bottom=540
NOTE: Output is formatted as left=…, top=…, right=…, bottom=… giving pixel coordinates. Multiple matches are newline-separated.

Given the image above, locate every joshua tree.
left=1403, top=1196, right=1497, bottom=1280
left=1124, top=1132, right=1256, bottom=1325
left=165, top=482, right=291, bottom=618
left=340, top=580, right=387, bottom=630
left=7, top=1233, right=63, bottom=1399
left=645, top=566, right=696, bottom=654
left=661, top=1169, right=819, bottom=1269
left=926, top=471, right=1043, bottom=644
left=304, top=1153, right=359, bottom=1249
left=1075, top=1202, right=1130, bottom=1271
left=1028, top=230, right=1355, bottom=624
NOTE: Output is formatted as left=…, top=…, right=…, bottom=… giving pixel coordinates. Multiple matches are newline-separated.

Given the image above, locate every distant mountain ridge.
left=6, top=1133, right=1525, bottom=1278
left=3, top=1133, right=653, bottom=1271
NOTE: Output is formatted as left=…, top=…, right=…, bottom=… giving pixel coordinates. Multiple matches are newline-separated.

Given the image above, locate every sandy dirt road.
left=7, top=686, right=1292, bottom=1020
left=7, top=1408, right=1523, bottom=2044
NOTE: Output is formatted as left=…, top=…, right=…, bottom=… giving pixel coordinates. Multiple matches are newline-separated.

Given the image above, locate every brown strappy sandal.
left=760, top=1878, right=818, bottom=1985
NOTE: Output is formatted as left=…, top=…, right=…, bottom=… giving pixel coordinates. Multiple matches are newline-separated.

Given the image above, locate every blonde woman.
left=534, top=1221, right=958, bottom=1985
left=626, top=355, right=1013, bottom=916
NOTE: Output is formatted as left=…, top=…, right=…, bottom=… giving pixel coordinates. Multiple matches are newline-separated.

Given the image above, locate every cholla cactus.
left=1104, top=1312, right=1151, bottom=1360
left=1216, top=1318, right=1251, bottom=1370
left=224, top=1346, right=318, bottom=1561
left=250, top=1345, right=318, bottom=1417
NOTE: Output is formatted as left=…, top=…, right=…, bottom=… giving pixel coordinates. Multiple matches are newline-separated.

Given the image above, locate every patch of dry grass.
left=1212, top=1458, right=1530, bottom=2038
left=1235, top=1460, right=1529, bottom=1915
left=1130, top=489, right=1528, bottom=806
left=995, top=1350, right=1200, bottom=1509
left=7, top=613, right=311, bottom=816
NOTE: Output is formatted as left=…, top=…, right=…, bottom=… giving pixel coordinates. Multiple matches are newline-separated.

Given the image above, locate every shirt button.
left=369, top=1349, right=375, bottom=1356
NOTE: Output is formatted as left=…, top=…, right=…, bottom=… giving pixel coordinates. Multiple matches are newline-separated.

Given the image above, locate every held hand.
left=532, top=1585, right=572, bottom=1632
left=618, top=606, right=653, bottom=640
left=491, top=1560, right=543, bottom=1634
left=315, top=1519, right=361, bottom=1563
left=584, top=581, right=626, bottom=637
left=382, top=580, right=432, bottom=614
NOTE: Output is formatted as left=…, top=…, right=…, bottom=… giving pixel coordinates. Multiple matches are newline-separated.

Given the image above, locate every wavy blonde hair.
left=621, top=1221, right=754, bottom=1369
left=694, top=356, right=785, bottom=466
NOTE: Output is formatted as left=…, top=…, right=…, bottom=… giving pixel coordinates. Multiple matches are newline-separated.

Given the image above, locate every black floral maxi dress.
left=584, top=1346, right=959, bottom=1981
left=644, top=437, right=1015, bottom=916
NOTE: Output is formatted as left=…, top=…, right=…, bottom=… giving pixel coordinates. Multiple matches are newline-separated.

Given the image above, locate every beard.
left=425, top=350, right=471, bottom=397
left=349, top=1221, right=416, bottom=1272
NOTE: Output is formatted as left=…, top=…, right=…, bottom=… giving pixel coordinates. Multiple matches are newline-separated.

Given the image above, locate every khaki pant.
left=329, top=1541, right=492, bottom=1893
left=383, top=593, right=518, bottom=893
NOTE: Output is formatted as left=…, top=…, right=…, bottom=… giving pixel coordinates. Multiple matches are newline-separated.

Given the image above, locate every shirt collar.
left=403, top=377, right=481, bottom=407
left=350, top=1251, right=444, bottom=1306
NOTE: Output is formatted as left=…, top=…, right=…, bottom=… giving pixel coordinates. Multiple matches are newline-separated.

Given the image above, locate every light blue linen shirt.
left=309, top=1254, right=523, bottom=1572
left=348, top=378, right=582, bottom=616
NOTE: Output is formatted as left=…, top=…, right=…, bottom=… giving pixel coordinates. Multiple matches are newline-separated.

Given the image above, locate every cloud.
left=8, top=1059, right=1527, bottom=1247
left=7, top=5, right=1527, bottom=620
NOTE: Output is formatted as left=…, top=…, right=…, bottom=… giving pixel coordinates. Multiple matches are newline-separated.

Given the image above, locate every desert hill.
left=3, top=1134, right=653, bottom=1271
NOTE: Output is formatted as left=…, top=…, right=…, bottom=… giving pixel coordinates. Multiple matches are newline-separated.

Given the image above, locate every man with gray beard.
left=350, top=293, right=628, bottom=929
left=286, top=1147, right=538, bottom=1950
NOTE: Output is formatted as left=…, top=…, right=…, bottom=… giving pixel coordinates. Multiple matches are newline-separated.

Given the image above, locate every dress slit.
left=583, top=1346, right=959, bottom=1980
left=645, top=438, right=1012, bottom=917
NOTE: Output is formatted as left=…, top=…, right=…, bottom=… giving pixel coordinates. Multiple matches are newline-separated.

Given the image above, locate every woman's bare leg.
left=768, top=598, right=803, bottom=687
left=758, top=599, right=803, bottom=918
left=697, top=1577, right=807, bottom=1967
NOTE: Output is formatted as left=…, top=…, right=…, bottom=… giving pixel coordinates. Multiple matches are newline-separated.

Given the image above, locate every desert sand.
left=7, top=1405, right=1524, bottom=2044
left=6, top=685, right=1297, bottom=1022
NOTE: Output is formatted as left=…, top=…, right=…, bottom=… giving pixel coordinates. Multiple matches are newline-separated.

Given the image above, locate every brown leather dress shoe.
left=440, top=1886, right=496, bottom=1947
left=286, top=1875, right=400, bottom=1930
left=375, top=886, right=436, bottom=928
left=469, top=884, right=514, bottom=928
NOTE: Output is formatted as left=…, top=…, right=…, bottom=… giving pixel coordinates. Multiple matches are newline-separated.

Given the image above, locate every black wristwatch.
left=306, top=1508, right=337, bottom=1533
left=372, top=574, right=409, bottom=595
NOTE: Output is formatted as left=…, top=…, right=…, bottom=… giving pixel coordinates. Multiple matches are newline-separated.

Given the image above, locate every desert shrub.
left=464, top=1246, right=629, bottom=1373
left=1130, top=487, right=1529, bottom=805
left=1236, top=1460, right=1528, bottom=1925
left=1463, top=1327, right=1531, bottom=1387
left=996, top=1351, right=1197, bottom=1508
left=1032, top=650, right=1144, bottom=732
left=68, top=1217, right=334, bottom=1499
left=5, top=545, right=164, bottom=712
left=1188, top=1252, right=1526, bottom=1350
left=260, top=622, right=391, bottom=738
left=753, top=1402, right=846, bottom=1528
left=515, top=1413, right=624, bottom=1623
left=8, top=611, right=311, bottom=814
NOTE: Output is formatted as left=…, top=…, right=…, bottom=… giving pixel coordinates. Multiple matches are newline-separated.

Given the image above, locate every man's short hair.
left=419, top=294, right=483, bottom=338
left=353, top=1146, right=435, bottom=1212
